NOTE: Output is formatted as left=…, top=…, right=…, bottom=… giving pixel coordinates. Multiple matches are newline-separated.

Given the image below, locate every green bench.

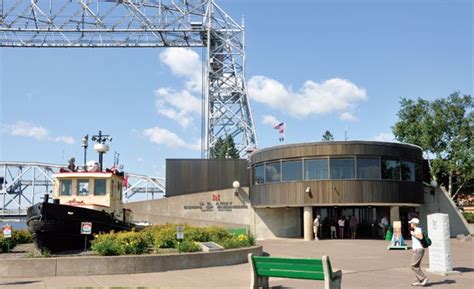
left=248, top=253, right=342, bottom=289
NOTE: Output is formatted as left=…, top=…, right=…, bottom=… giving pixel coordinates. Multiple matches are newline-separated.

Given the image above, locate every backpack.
left=420, top=231, right=432, bottom=248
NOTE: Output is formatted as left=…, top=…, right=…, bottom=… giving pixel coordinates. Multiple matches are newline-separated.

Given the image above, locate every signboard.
left=176, top=226, right=184, bottom=240
left=81, top=222, right=92, bottom=235
left=2, top=225, right=12, bottom=238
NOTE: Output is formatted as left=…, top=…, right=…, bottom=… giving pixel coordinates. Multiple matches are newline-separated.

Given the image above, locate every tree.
left=392, top=92, right=473, bottom=197
left=322, top=130, right=334, bottom=141
left=209, top=135, right=240, bottom=159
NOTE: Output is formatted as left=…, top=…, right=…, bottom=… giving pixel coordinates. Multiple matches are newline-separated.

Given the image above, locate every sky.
left=0, top=0, right=472, bottom=179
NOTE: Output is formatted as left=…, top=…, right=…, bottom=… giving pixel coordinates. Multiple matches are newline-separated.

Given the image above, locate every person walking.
left=409, top=218, right=429, bottom=287
left=313, top=215, right=321, bottom=240
left=338, top=217, right=345, bottom=239
left=350, top=215, right=358, bottom=239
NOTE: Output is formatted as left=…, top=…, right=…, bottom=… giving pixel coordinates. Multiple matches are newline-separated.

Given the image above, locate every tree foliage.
left=209, top=135, right=240, bottom=159
left=392, top=92, right=473, bottom=196
left=322, top=130, right=334, bottom=141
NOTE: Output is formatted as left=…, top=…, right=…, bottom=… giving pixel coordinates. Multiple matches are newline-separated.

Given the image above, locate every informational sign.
left=2, top=225, right=12, bottom=238
left=428, top=213, right=455, bottom=274
left=176, top=226, right=184, bottom=240
left=81, top=222, right=92, bottom=235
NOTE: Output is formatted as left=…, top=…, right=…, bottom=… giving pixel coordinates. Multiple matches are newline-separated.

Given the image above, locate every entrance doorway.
left=313, top=206, right=390, bottom=239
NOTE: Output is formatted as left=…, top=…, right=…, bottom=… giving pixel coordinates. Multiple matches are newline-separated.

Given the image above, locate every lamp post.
left=81, top=134, right=89, bottom=169
left=233, top=180, right=240, bottom=196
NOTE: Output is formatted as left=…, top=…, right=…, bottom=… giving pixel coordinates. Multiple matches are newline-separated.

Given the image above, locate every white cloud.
left=340, top=112, right=358, bottom=122
left=370, top=132, right=396, bottom=142
left=248, top=76, right=367, bottom=118
left=262, top=115, right=280, bottom=126
left=154, top=88, right=201, bottom=128
left=159, top=48, right=202, bottom=93
left=143, top=127, right=200, bottom=151
left=2, top=121, right=75, bottom=144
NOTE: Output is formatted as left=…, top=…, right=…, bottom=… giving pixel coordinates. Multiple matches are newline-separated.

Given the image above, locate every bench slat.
left=255, top=262, right=323, bottom=272
left=253, top=256, right=323, bottom=266
left=256, top=268, right=325, bottom=280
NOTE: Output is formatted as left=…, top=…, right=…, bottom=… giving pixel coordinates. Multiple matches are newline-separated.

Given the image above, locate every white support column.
left=390, top=206, right=400, bottom=224
left=303, top=206, right=313, bottom=241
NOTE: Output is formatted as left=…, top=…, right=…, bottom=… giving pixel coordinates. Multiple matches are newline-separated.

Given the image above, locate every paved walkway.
left=0, top=238, right=472, bottom=288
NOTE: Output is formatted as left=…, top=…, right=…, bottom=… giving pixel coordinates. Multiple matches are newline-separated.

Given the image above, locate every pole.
left=84, top=235, right=87, bottom=251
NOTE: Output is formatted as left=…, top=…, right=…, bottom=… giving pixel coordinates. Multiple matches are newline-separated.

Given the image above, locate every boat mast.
left=91, top=131, right=112, bottom=171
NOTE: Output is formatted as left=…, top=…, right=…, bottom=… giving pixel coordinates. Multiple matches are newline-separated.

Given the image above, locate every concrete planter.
left=0, top=245, right=263, bottom=278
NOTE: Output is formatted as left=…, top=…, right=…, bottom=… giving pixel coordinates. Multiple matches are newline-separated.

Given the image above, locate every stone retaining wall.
left=0, top=246, right=263, bottom=278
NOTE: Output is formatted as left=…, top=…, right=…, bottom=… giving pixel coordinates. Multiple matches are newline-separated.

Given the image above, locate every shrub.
left=178, top=240, right=201, bottom=253
left=92, top=231, right=150, bottom=256
left=152, top=226, right=177, bottom=249
left=218, top=233, right=255, bottom=249
left=0, top=237, right=17, bottom=253
left=463, top=212, right=474, bottom=224
left=184, top=226, right=210, bottom=242
left=91, top=233, right=122, bottom=256
left=12, top=229, right=33, bottom=244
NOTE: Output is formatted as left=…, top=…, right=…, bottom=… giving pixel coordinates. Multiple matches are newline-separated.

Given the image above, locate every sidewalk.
left=0, top=238, right=472, bottom=288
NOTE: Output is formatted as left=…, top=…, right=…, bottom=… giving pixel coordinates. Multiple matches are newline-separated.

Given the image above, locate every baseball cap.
left=408, top=218, right=419, bottom=224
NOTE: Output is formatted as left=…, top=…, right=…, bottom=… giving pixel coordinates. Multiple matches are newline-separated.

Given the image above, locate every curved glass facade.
left=253, top=157, right=421, bottom=185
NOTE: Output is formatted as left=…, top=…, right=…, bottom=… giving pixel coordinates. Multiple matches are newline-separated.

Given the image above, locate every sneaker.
left=411, top=282, right=421, bottom=286
left=420, top=278, right=429, bottom=286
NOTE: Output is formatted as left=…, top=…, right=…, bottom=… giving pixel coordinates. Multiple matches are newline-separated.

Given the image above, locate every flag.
left=274, top=122, right=285, bottom=142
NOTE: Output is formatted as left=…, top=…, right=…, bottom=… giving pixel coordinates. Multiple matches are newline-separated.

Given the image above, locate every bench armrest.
left=332, top=269, right=342, bottom=280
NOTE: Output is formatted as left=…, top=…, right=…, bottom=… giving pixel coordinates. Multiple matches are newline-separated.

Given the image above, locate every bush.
left=12, top=229, right=33, bottom=244
left=91, top=233, right=122, bottom=256
left=463, top=212, right=474, bottom=223
left=91, top=231, right=149, bottom=256
left=0, top=237, right=17, bottom=253
left=218, top=233, right=255, bottom=249
left=178, top=240, right=201, bottom=253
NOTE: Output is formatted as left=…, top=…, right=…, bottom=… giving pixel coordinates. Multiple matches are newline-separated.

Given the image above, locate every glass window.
left=401, top=161, right=415, bottom=181
left=59, top=180, right=72, bottom=196
left=382, top=159, right=400, bottom=180
left=415, top=162, right=423, bottom=182
left=94, top=179, right=107, bottom=196
left=77, top=179, right=90, bottom=196
left=254, top=164, right=265, bottom=185
left=357, top=158, right=381, bottom=179
left=330, top=158, right=355, bottom=179
left=282, top=160, right=302, bottom=181
left=265, top=162, right=281, bottom=183
left=304, top=159, right=328, bottom=180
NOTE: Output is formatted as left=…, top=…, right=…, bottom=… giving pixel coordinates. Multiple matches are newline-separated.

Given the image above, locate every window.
left=357, top=158, right=380, bottom=179
left=254, top=164, right=265, bottom=185
left=77, top=179, right=90, bottom=196
left=415, top=162, right=423, bottom=182
left=401, top=161, right=415, bottom=181
left=265, top=162, right=281, bottom=183
left=304, top=159, right=328, bottom=180
left=94, top=179, right=107, bottom=196
left=382, top=159, right=400, bottom=180
left=330, top=158, right=355, bottom=179
left=282, top=160, right=302, bottom=181
left=59, top=180, right=72, bottom=196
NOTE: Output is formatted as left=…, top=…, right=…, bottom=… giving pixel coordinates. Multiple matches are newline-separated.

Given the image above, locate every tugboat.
left=27, top=131, right=135, bottom=252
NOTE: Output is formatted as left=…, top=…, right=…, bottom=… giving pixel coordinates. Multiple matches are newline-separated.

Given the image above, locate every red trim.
left=67, top=202, right=110, bottom=208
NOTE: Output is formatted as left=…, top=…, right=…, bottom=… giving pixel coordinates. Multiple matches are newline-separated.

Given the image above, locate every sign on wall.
left=81, top=222, right=92, bottom=235
left=2, top=225, right=12, bottom=238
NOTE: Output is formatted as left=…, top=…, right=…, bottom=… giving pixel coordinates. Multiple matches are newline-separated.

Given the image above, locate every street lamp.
left=81, top=134, right=89, bottom=169
left=233, top=180, right=240, bottom=196
left=306, top=186, right=313, bottom=198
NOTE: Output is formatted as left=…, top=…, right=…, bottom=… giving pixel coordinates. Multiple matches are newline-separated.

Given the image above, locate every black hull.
left=27, top=202, right=134, bottom=252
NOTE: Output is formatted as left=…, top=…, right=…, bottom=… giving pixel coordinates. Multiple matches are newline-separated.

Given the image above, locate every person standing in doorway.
left=338, top=217, right=345, bottom=239
left=330, top=219, right=337, bottom=239
left=381, top=216, right=389, bottom=239
left=409, top=218, right=429, bottom=287
left=350, top=215, right=358, bottom=239
left=313, top=215, right=321, bottom=240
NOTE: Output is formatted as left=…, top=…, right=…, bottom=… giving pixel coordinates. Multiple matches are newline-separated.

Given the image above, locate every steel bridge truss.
left=0, top=162, right=166, bottom=218
left=0, top=0, right=258, bottom=156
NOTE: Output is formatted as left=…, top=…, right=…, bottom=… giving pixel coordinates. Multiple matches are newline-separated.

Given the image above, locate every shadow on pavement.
left=425, top=279, right=456, bottom=287
left=0, top=281, right=41, bottom=285
left=453, top=267, right=474, bottom=273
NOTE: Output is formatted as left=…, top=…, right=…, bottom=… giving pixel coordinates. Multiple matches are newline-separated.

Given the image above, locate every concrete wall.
left=0, top=246, right=263, bottom=278
left=419, top=186, right=471, bottom=237
left=127, top=187, right=253, bottom=231
left=254, top=207, right=301, bottom=239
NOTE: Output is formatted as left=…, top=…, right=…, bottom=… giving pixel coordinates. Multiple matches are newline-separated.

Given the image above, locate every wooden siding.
left=166, top=159, right=249, bottom=197
left=250, top=180, right=424, bottom=207
left=250, top=141, right=423, bottom=164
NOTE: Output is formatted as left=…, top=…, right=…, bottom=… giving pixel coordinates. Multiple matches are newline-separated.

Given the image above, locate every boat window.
left=59, top=180, right=72, bottom=196
left=77, top=179, right=90, bottom=196
left=94, top=179, right=107, bottom=196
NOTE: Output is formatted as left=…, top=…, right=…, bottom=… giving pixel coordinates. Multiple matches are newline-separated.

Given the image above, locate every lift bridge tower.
left=0, top=0, right=258, bottom=157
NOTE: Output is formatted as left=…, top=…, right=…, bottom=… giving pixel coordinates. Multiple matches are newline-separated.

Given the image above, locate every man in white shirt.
left=409, top=218, right=429, bottom=287
left=313, top=215, right=321, bottom=240
left=338, top=217, right=345, bottom=239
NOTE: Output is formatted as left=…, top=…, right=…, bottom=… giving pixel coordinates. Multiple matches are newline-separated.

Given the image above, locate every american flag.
left=274, top=122, right=285, bottom=142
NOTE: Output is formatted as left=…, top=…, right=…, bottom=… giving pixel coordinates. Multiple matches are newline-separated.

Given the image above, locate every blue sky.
left=1, top=0, right=472, bottom=178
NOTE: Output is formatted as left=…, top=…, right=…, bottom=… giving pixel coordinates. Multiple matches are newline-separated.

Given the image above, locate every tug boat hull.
left=27, top=202, right=133, bottom=252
